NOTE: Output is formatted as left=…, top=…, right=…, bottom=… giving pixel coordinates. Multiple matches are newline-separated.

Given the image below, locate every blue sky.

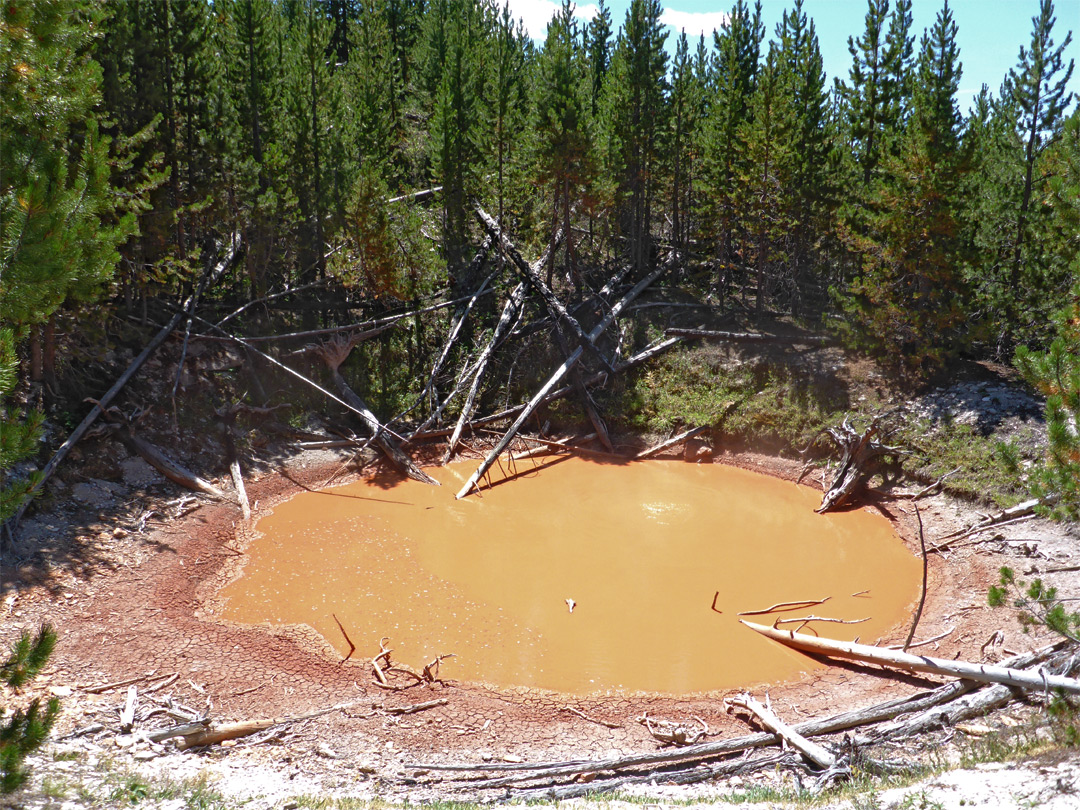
left=504, top=0, right=1080, bottom=113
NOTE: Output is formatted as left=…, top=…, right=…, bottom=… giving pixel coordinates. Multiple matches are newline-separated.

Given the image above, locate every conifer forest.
left=2, top=0, right=1078, bottom=520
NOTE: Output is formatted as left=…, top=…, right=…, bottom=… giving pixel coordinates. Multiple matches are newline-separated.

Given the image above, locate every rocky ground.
left=2, top=342, right=1079, bottom=810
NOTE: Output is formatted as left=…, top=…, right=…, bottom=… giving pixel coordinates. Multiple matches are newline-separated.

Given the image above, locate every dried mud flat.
left=3, top=440, right=1080, bottom=809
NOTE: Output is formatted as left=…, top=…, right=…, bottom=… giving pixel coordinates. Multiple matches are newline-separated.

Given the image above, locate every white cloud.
left=502, top=0, right=601, bottom=40
left=660, top=9, right=730, bottom=38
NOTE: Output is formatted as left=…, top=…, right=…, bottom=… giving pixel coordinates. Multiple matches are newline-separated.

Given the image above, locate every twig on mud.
left=422, top=653, right=455, bottom=683
left=909, top=468, right=961, bottom=501
left=903, top=504, right=929, bottom=652
left=562, top=707, right=622, bottom=729
left=384, top=698, right=449, bottom=715
left=333, top=614, right=356, bottom=662
left=739, top=597, right=831, bottom=616
left=638, top=712, right=709, bottom=746
left=711, top=591, right=722, bottom=614
left=81, top=675, right=151, bottom=694
left=890, top=627, right=954, bottom=650
left=145, top=673, right=179, bottom=693
left=372, top=637, right=393, bottom=686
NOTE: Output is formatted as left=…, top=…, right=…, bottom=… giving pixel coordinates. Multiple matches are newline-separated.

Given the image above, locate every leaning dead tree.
left=455, top=254, right=677, bottom=499
left=313, top=336, right=438, bottom=485
left=816, top=410, right=905, bottom=513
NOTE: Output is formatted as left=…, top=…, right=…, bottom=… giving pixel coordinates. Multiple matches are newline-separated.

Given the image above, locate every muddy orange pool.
left=220, top=458, right=920, bottom=694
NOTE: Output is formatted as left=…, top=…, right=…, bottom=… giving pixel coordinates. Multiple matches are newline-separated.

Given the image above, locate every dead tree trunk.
left=441, top=226, right=565, bottom=462
left=456, top=256, right=677, bottom=499
left=741, top=620, right=1080, bottom=694
left=314, top=337, right=438, bottom=485
left=817, top=411, right=905, bottom=513
left=475, top=204, right=613, bottom=373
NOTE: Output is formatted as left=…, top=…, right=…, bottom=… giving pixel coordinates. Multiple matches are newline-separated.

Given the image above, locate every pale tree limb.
left=475, top=204, right=613, bottom=373
left=634, top=426, right=708, bottom=460
left=313, top=337, right=437, bottom=485
left=725, top=693, right=835, bottom=770
left=740, top=620, right=1080, bottom=694
left=665, top=327, right=833, bottom=345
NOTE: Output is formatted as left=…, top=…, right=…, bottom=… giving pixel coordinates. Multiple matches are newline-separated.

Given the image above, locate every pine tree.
left=534, top=0, right=591, bottom=286
left=701, top=0, right=762, bottom=299
left=1003, top=0, right=1073, bottom=346
left=1, top=624, right=59, bottom=795
left=602, top=0, right=668, bottom=271
left=836, top=0, right=913, bottom=188
left=773, top=0, right=832, bottom=312
left=841, top=0, right=968, bottom=373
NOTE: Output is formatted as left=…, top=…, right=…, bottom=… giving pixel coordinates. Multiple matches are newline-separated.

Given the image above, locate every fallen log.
left=456, top=258, right=675, bottom=499
left=741, top=620, right=1080, bottom=694
left=725, top=693, right=835, bottom=769
left=416, top=238, right=493, bottom=416
left=634, top=426, right=708, bottom=460
left=218, top=404, right=251, bottom=520
left=441, top=283, right=527, bottom=462
left=441, top=225, right=566, bottom=461
left=414, top=645, right=1061, bottom=795
left=7, top=235, right=241, bottom=528
left=509, top=433, right=599, bottom=461
left=313, top=337, right=437, bottom=485
left=115, top=427, right=226, bottom=499
left=665, top=327, right=833, bottom=345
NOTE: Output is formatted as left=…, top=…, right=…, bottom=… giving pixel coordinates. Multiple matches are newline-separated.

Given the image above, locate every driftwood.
left=456, top=257, right=675, bottom=499
left=741, top=620, right=1080, bottom=694
left=313, top=337, right=437, bottom=485
left=665, top=327, right=833, bottom=345
left=111, top=422, right=226, bottom=499
left=411, top=644, right=1063, bottom=798
left=509, top=434, right=601, bottom=461
left=6, top=236, right=242, bottom=529
left=725, top=693, right=835, bottom=770
left=634, top=426, right=708, bottom=460
left=817, top=411, right=905, bottom=513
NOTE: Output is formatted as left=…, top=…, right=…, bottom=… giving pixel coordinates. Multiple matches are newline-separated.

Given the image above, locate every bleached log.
left=665, top=327, right=833, bottom=345
left=475, top=205, right=613, bottom=372
left=442, top=283, right=527, bottom=462
left=387, top=185, right=442, bottom=204
left=741, top=620, right=1080, bottom=694
left=634, top=426, right=707, bottom=460
left=725, top=693, right=835, bottom=769
left=441, top=226, right=565, bottom=461
left=315, top=339, right=438, bottom=485
left=455, top=258, right=675, bottom=499
left=418, top=237, right=493, bottom=414
left=117, top=429, right=226, bottom=499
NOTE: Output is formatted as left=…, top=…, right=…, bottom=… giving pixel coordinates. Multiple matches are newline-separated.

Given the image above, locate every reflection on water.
left=220, top=458, right=919, bottom=695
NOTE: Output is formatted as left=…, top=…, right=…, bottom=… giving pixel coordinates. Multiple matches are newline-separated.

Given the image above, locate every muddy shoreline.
left=5, top=441, right=1075, bottom=805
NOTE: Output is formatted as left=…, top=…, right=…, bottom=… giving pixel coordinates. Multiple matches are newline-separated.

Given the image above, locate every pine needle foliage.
left=1, top=624, right=59, bottom=795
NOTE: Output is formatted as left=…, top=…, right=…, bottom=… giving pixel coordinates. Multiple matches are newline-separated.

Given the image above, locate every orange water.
left=220, top=458, right=920, bottom=695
